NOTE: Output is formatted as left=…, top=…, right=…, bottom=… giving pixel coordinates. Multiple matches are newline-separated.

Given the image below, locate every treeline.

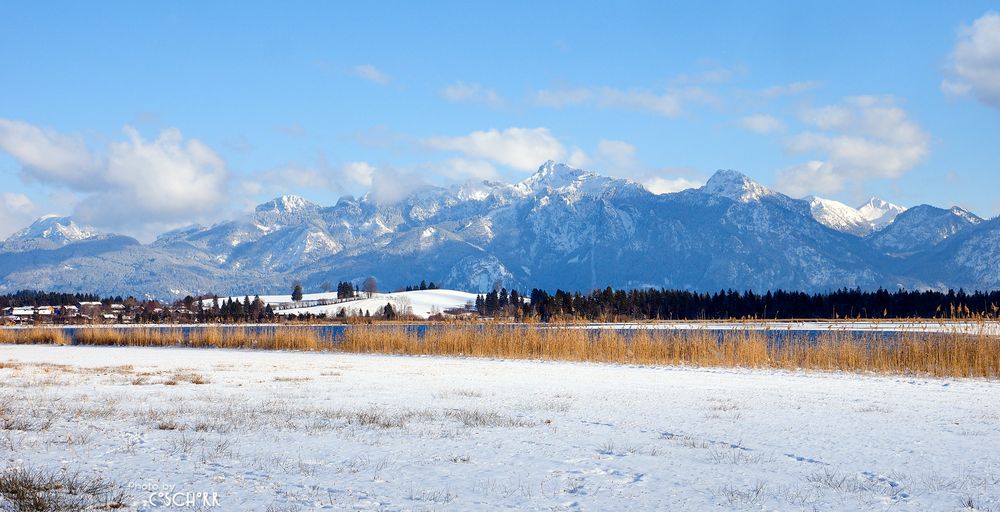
left=402, top=280, right=439, bottom=292
left=180, top=295, right=276, bottom=323
left=477, top=287, right=1000, bottom=321
left=0, top=290, right=103, bottom=308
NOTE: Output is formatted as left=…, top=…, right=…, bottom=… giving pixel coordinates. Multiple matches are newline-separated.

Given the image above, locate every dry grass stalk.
left=2, top=324, right=998, bottom=378
left=0, top=328, right=70, bottom=346
left=71, top=326, right=324, bottom=351
left=338, top=325, right=1000, bottom=378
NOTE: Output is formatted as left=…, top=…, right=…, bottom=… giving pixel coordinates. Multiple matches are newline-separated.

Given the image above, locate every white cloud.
left=0, top=119, right=232, bottom=239
left=251, top=159, right=377, bottom=194
left=0, top=192, right=39, bottom=239
left=642, top=176, right=704, bottom=194
left=440, top=82, right=504, bottom=107
left=370, top=166, right=425, bottom=205
left=351, top=64, right=391, bottom=85
left=0, top=119, right=101, bottom=187
left=563, top=140, right=640, bottom=177
left=774, top=160, right=842, bottom=197
left=424, top=127, right=566, bottom=171
left=595, top=140, right=638, bottom=171
left=342, top=161, right=376, bottom=187
left=759, top=81, right=820, bottom=98
left=435, top=158, right=500, bottom=181
left=739, top=114, right=785, bottom=134
left=776, top=96, right=929, bottom=195
left=943, top=12, right=1000, bottom=108
left=74, top=127, right=230, bottom=231
left=567, top=147, right=589, bottom=169
left=265, top=163, right=334, bottom=190
left=674, top=66, right=742, bottom=85
left=534, top=87, right=687, bottom=117
left=566, top=139, right=703, bottom=194
left=534, top=88, right=595, bottom=108
left=940, top=80, right=972, bottom=96
left=597, top=89, right=683, bottom=117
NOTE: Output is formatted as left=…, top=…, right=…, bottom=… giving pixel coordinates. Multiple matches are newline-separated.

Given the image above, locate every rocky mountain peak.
left=517, top=161, right=595, bottom=193
left=702, top=170, right=774, bottom=203
left=857, top=197, right=906, bottom=229
left=6, top=215, right=98, bottom=244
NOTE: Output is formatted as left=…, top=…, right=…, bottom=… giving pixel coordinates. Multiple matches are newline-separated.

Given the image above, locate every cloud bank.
left=775, top=96, right=929, bottom=196
left=0, top=119, right=231, bottom=239
left=424, top=127, right=566, bottom=171
left=942, top=12, right=1000, bottom=108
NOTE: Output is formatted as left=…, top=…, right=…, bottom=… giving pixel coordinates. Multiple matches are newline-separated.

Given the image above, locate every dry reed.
left=0, top=328, right=70, bottom=346
left=72, top=326, right=325, bottom=351
left=339, top=325, right=1000, bottom=379
left=1, top=324, right=997, bottom=378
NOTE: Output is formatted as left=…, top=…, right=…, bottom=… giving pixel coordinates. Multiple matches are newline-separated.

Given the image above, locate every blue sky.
left=1, top=1, right=999, bottom=239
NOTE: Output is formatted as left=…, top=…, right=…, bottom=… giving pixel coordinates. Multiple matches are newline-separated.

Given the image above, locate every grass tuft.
left=0, top=466, right=129, bottom=511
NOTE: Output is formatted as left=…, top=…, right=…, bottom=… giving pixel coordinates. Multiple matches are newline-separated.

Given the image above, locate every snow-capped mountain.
left=902, top=216, right=1000, bottom=291
left=702, top=169, right=775, bottom=203
left=857, top=197, right=907, bottom=230
left=0, top=162, right=993, bottom=297
left=806, top=197, right=876, bottom=237
left=1, top=215, right=103, bottom=252
left=868, top=205, right=983, bottom=256
left=807, top=196, right=909, bottom=236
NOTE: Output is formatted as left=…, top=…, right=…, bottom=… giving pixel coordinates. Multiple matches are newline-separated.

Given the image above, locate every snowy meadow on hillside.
left=1, top=345, right=998, bottom=511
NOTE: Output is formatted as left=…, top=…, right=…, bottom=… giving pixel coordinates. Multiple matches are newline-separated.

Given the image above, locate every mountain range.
left=1, top=161, right=997, bottom=298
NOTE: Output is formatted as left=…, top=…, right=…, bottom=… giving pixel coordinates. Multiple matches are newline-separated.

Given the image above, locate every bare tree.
left=363, top=276, right=377, bottom=298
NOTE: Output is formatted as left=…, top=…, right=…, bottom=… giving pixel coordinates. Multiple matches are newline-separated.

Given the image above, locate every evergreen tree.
left=337, top=281, right=355, bottom=299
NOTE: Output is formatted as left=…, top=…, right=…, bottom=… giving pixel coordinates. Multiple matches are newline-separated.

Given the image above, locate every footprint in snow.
left=784, top=453, right=827, bottom=465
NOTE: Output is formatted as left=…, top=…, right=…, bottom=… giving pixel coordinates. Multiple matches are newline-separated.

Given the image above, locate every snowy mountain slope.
left=0, top=235, right=260, bottom=298
left=867, top=205, right=983, bottom=256
left=0, top=161, right=993, bottom=297
left=901, top=216, right=1000, bottom=290
left=857, top=197, right=907, bottom=230
left=806, top=196, right=876, bottom=236
left=702, top=169, right=776, bottom=203
left=1, top=215, right=103, bottom=252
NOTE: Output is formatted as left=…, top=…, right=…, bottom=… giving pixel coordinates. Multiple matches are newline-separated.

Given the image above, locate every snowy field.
left=278, top=290, right=480, bottom=319
left=208, top=289, right=480, bottom=319
left=1, top=345, right=998, bottom=511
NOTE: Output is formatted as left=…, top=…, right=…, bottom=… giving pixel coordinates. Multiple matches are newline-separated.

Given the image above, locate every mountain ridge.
left=0, top=162, right=993, bottom=297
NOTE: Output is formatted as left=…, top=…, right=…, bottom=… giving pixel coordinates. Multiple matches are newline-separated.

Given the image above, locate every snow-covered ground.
left=277, top=289, right=479, bottom=319
left=207, top=289, right=479, bottom=319
left=1, top=345, right=998, bottom=510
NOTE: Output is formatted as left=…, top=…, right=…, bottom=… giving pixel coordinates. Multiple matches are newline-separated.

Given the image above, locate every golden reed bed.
left=1, top=324, right=998, bottom=378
